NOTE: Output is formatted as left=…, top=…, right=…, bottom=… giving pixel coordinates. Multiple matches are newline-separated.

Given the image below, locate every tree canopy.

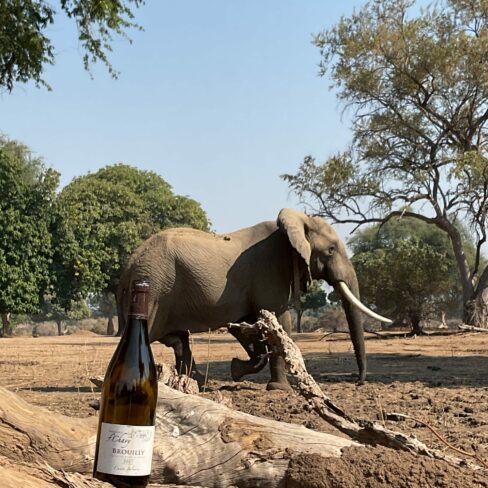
left=0, top=136, right=59, bottom=333
left=52, top=164, right=210, bottom=309
left=32, top=295, right=90, bottom=336
left=349, top=218, right=478, bottom=332
left=0, top=0, right=145, bottom=92
left=283, top=0, right=488, bottom=326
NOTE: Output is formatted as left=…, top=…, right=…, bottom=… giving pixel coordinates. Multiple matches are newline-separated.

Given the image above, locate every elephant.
left=116, top=208, right=390, bottom=390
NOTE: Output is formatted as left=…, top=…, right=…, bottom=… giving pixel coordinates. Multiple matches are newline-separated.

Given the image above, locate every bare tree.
left=283, top=0, right=488, bottom=326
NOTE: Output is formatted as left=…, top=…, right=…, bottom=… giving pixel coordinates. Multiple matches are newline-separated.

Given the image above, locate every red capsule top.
left=128, top=280, right=149, bottom=320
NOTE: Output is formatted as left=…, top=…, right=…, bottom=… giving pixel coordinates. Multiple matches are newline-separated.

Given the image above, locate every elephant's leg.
left=178, top=331, right=206, bottom=384
left=267, top=310, right=292, bottom=391
left=229, top=327, right=269, bottom=382
left=161, top=332, right=204, bottom=384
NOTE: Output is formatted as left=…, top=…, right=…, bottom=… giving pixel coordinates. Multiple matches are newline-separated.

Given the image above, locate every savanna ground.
left=2, top=328, right=488, bottom=487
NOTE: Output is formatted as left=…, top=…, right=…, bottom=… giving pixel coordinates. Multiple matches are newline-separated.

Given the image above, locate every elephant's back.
left=129, top=228, right=221, bottom=259
left=123, top=227, right=241, bottom=284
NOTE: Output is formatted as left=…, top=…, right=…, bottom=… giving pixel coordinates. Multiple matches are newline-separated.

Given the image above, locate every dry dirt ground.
left=2, top=329, right=488, bottom=487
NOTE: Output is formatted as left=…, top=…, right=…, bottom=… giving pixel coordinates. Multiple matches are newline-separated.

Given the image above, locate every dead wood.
left=0, top=386, right=96, bottom=472
left=0, top=456, right=206, bottom=488
left=153, top=382, right=359, bottom=487
left=1, top=312, right=484, bottom=487
left=384, top=413, right=488, bottom=469
left=0, top=366, right=359, bottom=487
left=230, top=310, right=485, bottom=471
left=90, top=362, right=199, bottom=395
left=458, top=324, right=488, bottom=332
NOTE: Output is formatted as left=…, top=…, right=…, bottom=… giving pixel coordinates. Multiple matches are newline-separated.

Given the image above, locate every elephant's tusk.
left=335, top=281, right=393, bottom=324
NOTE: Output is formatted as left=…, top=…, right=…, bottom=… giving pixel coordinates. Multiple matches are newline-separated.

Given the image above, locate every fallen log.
left=0, top=375, right=359, bottom=487
left=0, top=386, right=96, bottom=472
left=458, top=323, right=488, bottom=332
left=0, top=455, right=205, bottom=488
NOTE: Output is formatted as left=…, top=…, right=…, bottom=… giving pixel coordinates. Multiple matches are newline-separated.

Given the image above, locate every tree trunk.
left=411, top=315, right=424, bottom=335
left=1, top=313, right=11, bottom=337
left=438, top=220, right=479, bottom=326
left=106, top=316, right=114, bottom=336
left=464, top=286, right=488, bottom=328
left=296, top=309, right=303, bottom=333
left=231, top=311, right=483, bottom=469
left=441, top=221, right=474, bottom=303
left=105, top=294, right=116, bottom=335
left=56, top=319, right=64, bottom=336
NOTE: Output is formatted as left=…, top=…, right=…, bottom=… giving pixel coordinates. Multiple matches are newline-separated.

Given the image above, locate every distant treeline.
left=0, top=136, right=210, bottom=336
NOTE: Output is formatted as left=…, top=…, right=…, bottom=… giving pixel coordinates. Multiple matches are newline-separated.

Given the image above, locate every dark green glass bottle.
left=93, top=281, right=158, bottom=487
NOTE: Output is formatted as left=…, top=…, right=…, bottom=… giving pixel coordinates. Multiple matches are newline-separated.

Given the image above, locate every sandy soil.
left=1, top=329, right=488, bottom=486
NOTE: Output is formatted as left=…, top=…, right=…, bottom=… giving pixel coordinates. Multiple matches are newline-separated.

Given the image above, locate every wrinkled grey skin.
left=117, top=208, right=366, bottom=389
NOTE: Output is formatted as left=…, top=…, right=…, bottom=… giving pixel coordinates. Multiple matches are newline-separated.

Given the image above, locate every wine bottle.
left=93, top=280, right=158, bottom=487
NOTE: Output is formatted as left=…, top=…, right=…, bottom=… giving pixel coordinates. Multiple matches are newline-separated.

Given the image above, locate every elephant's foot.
left=267, top=354, right=291, bottom=391
left=174, top=358, right=206, bottom=386
left=191, top=369, right=206, bottom=386
left=231, top=355, right=269, bottom=382
left=266, top=380, right=292, bottom=392
left=231, top=358, right=246, bottom=382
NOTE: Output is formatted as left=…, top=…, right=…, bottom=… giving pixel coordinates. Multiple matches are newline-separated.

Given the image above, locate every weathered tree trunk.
left=1, top=313, right=11, bottom=337
left=464, top=286, right=488, bottom=328
left=0, top=382, right=359, bottom=488
left=0, top=387, right=96, bottom=472
left=440, top=219, right=482, bottom=327
left=439, top=311, right=448, bottom=329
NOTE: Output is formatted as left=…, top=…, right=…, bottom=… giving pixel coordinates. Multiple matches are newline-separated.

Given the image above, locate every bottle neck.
left=123, top=316, right=149, bottom=340
left=129, top=288, right=149, bottom=321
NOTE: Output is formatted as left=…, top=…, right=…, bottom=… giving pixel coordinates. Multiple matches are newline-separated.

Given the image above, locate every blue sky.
left=0, top=1, right=360, bottom=235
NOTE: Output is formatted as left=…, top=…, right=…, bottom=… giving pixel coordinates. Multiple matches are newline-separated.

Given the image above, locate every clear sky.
left=0, top=1, right=360, bottom=235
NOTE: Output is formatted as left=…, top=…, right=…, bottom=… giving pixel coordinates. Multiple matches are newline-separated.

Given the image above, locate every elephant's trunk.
left=334, top=277, right=367, bottom=385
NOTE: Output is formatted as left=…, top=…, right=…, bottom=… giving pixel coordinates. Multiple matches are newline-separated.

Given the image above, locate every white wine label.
left=96, top=423, right=155, bottom=476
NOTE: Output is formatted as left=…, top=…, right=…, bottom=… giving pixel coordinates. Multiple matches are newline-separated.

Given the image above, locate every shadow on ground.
left=18, top=386, right=96, bottom=393
left=200, top=352, right=488, bottom=388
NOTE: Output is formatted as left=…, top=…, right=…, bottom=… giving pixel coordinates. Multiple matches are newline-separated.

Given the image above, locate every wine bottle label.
left=96, top=422, right=155, bottom=476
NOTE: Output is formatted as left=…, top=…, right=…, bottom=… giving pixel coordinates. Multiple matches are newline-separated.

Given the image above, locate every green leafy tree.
left=33, top=295, right=90, bottom=336
left=84, top=164, right=210, bottom=231
left=283, top=0, right=488, bottom=327
left=52, top=164, right=210, bottom=333
left=0, top=136, right=59, bottom=335
left=295, top=280, right=328, bottom=333
left=349, top=219, right=478, bottom=333
left=89, top=292, right=117, bottom=335
left=52, top=175, right=150, bottom=306
left=0, top=0, right=145, bottom=92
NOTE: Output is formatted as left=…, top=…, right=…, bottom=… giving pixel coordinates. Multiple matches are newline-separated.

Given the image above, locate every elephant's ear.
left=277, top=208, right=311, bottom=266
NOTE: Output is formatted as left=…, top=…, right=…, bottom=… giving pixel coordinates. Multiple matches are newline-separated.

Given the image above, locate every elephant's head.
left=277, top=208, right=391, bottom=384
